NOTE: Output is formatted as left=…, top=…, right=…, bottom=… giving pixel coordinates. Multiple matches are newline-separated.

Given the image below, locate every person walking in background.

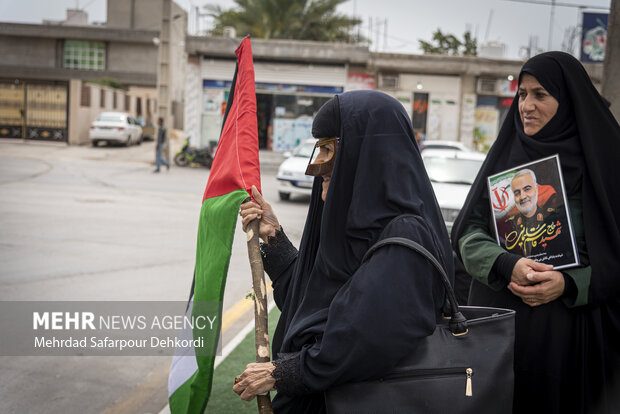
left=452, top=51, right=620, bottom=413
left=154, top=116, right=169, bottom=173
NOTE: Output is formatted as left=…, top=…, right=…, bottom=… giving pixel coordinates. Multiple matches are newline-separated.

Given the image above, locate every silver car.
left=276, top=138, right=317, bottom=201
left=422, top=149, right=486, bottom=232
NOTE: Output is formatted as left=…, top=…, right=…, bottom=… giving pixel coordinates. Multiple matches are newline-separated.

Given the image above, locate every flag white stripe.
left=162, top=301, right=276, bottom=413
left=167, top=297, right=198, bottom=397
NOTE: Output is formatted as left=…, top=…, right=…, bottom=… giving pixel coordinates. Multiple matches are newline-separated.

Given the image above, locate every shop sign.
left=347, top=73, right=375, bottom=90
left=474, top=106, right=499, bottom=152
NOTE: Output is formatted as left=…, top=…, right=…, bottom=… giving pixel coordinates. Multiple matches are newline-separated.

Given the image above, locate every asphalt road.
left=0, top=139, right=310, bottom=414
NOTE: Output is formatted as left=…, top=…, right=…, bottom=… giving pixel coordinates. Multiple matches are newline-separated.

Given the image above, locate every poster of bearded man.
left=487, top=154, right=580, bottom=269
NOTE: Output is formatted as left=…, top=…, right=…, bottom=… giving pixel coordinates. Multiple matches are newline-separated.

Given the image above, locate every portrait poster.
left=581, top=12, right=608, bottom=63
left=487, top=155, right=579, bottom=269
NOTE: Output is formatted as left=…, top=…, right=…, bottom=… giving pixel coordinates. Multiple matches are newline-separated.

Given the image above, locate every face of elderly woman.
left=305, top=137, right=338, bottom=201
left=518, top=73, right=559, bottom=136
left=314, top=140, right=336, bottom=201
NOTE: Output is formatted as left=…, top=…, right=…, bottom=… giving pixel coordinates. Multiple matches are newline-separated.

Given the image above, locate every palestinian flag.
left=168, top=36, right=260, bottom=414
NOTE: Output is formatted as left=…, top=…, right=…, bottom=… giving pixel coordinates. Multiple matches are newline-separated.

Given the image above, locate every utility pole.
left=485, top=9, right=494, bottom=42
left=384, top=19, right=388, bottom=51
left=603, top=0, right=620, bottom=120
left=368, top=17, right=373, bottom=50
left=156, top=0, right=173, bottom=162
left=548, top=0, right=556, bottom=50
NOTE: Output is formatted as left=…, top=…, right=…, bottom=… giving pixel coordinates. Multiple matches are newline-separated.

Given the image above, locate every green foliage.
left=462, top=31, right=478, bottom=56
left=205, top=0, right=364, bottom=43
left=419, top=29, right=477, bottom=56
left=89, top=77, right=124, bottom=89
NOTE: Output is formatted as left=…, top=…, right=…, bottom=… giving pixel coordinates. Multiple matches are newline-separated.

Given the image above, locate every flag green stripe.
left=170, top=188, right=250, bottom=413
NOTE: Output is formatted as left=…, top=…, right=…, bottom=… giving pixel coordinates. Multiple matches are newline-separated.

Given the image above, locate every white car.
left=89, top=112, right=143, bottom=147
left=276, top=138, right=317, bottom=201
left=422, top=149, right=486, bottom=232
left=421, top=140, right=474, bottom=153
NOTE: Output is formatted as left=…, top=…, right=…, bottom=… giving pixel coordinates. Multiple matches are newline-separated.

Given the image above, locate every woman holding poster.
left=452, top=51, right=620, bottom=413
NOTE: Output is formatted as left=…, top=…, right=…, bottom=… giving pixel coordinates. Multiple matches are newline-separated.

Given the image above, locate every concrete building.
left=1, top=4, right=604, bottom=150
left=183, top=36, right=524, bottom=152
left=370, top=51, right=524, bottom=151
left=184, top=36, right=368, bottom=151
left=106, top=0, right=187, bottom=131
left=185, top=36, right=604, bottom=152
left=0, top=0, right=186, bottom=145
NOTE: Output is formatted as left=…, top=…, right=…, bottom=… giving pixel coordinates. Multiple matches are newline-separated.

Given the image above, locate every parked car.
left=141, top=122, right=156, bottom=141
left=422, top=149, right=486, bottom=232
left=420, top=140, right=474, bottom=153
left=276, top=138, right=317, bottom=201
left=89, top=112, right=143, bottom=147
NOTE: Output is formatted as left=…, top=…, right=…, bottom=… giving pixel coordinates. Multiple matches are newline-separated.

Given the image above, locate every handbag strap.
left=362, top=236, right=468, bottom=335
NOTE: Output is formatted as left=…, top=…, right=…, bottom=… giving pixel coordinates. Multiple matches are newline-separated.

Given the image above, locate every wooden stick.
left=246, top=218, right=274, bottom=414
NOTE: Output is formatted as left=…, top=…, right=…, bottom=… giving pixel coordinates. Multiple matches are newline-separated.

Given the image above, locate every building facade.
left=184, top=36, right=605, bottom=152
left=184, top=37, right=368, bottom=151
left=0, top=0, right=186, bottom=145
left=1, top=9, right=604, bottom=149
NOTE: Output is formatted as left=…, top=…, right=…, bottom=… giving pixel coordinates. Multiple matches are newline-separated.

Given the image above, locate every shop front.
left=194, top=59, right=346, bottom=151
left=398, top=74, right=462, bottom=144
left=474, top=76, right=517, bottom=152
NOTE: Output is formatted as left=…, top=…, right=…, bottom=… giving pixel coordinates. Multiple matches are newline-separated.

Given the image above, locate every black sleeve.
left=271, top=352, right=310, bottom=396
left=492, top=252, right=522, bottom=283
left=260, top=228, right=298, bottom=310
left=273, top=223, right=445, bottom=394
left=453, top=251, right=472, bottom=306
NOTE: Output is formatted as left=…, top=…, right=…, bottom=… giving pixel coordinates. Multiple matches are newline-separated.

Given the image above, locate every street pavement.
left=0, top=139, right=309, bottom=414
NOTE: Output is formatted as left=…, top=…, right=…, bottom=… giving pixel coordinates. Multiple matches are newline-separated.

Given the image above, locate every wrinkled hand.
left=510, top=258, right=553, bottom=286
left=508, top=270, right=565, bottom=307
left=233, top=362, right=276, bottom=401
left=239, top=185, right=281, bottom=243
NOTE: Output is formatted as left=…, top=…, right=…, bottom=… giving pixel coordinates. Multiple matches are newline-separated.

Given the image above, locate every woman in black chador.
left=452, top=51, right=620, bottom=413
left=233, top=90, right=454, bottom=413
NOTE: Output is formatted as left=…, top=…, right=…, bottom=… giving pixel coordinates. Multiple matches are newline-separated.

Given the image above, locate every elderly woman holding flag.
left=235, top=90, right=454, bottom=413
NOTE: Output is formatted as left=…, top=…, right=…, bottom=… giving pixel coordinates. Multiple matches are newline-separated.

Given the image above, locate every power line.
left=504, top=0, right=609, bottom=51
left=502, top=0, right=609, bottom=10
left=80, top=0, right=100, bottom=11
left=360, top=20, right=419, bottom=51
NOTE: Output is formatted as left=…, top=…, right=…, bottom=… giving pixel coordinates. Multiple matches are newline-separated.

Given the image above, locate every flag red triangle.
left=203, top=36, right=261, bottom=201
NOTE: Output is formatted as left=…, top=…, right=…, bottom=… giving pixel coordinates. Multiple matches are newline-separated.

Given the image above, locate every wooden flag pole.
left=246, top=219, right=274, bottom=414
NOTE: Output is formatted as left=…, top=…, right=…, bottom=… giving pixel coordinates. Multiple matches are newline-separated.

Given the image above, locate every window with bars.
left=63, top=40, right=105, bottom=71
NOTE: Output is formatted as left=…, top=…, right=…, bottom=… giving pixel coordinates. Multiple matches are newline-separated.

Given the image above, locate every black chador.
left=452, top=52, right=620, bottom=413
left=261, top=90, right=454, bottom=413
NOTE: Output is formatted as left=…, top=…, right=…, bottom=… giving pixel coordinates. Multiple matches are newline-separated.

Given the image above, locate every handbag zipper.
left=381, top=367, right=474, bottom=397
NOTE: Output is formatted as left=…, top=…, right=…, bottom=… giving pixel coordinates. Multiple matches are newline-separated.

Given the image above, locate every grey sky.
left=0, top=0, right=610, bottom=59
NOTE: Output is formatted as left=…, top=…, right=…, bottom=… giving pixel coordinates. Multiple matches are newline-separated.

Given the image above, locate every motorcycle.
left=174, top=138, right=216, bottom=168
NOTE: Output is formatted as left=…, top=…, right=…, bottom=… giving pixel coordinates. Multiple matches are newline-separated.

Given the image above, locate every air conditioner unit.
left=477, top=77, right=498, bottom=95
left=379, top=74, right=399, bottom=89
left=223, top=26, right=236, bottom=38
left=477, top=77, right=517, bottom=97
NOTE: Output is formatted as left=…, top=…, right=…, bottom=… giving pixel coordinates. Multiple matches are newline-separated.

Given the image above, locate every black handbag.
left=325, top=236, right=516, bottom=414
